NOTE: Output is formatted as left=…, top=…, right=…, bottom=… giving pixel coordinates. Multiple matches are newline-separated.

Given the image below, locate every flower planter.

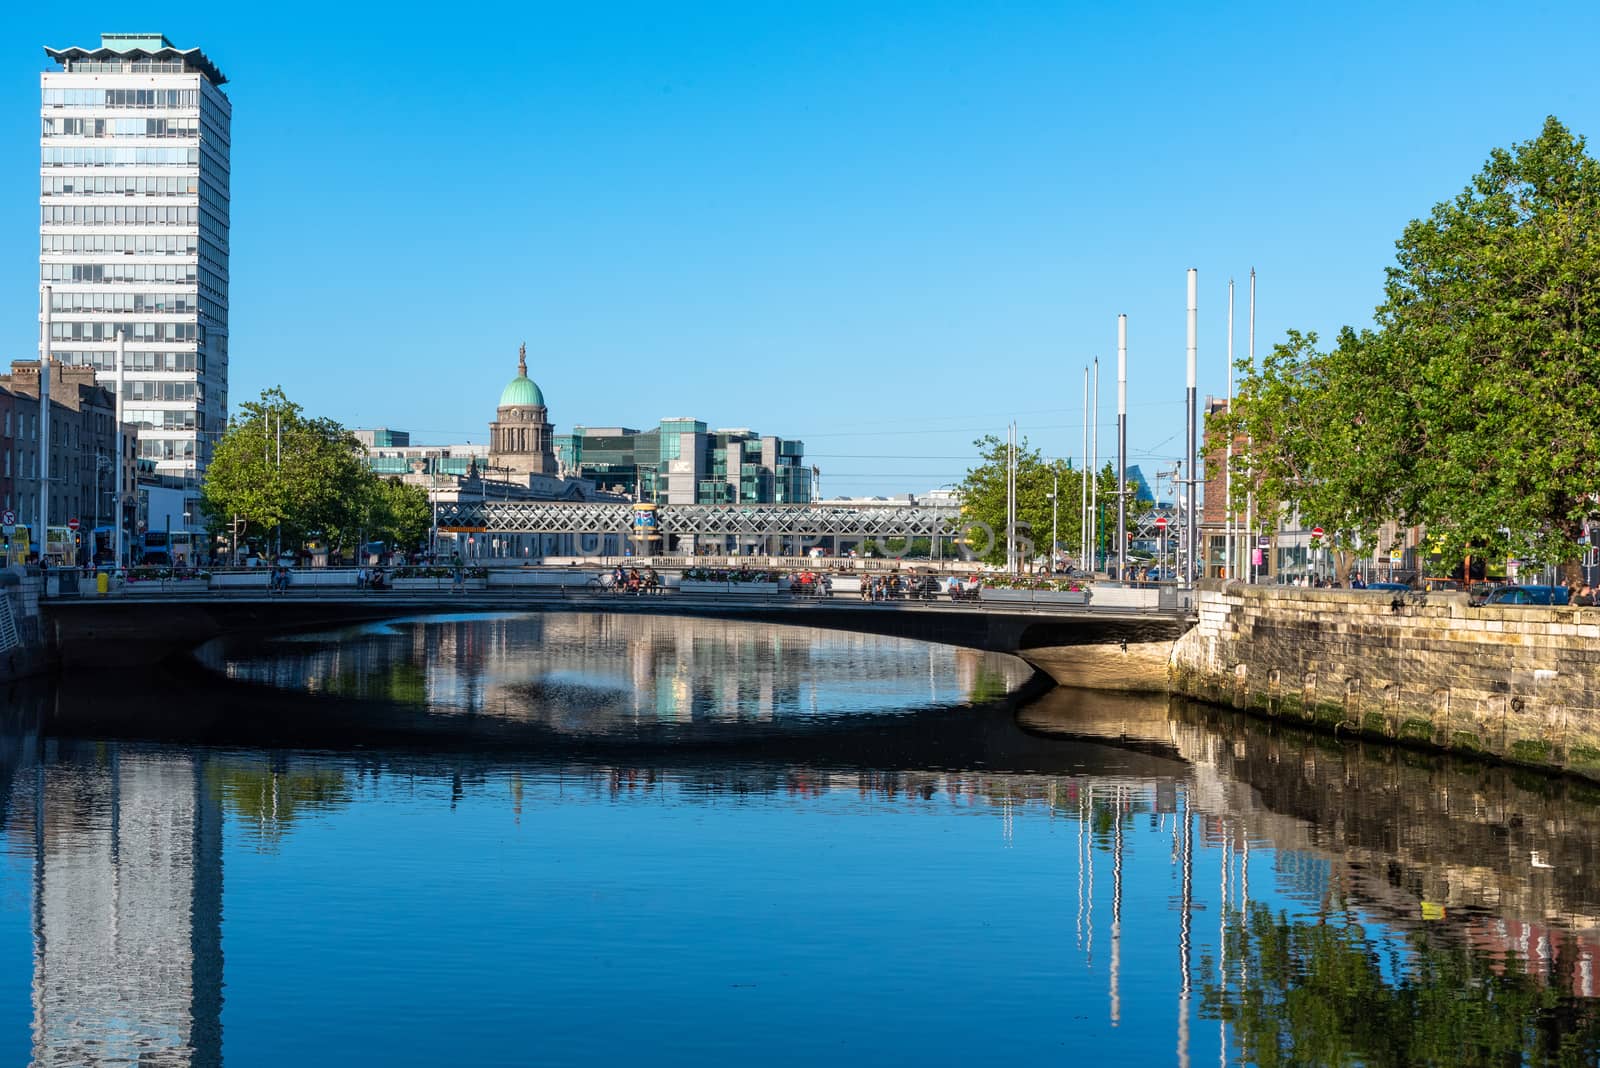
left=979, top=588, right=1089, bottom=606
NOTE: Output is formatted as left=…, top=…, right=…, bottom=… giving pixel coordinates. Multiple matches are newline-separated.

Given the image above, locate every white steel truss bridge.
left=435, top=500, right=963, bottom=541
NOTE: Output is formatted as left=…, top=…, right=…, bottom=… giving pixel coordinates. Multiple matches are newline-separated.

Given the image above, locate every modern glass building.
left=40, top=32, right=231, bottom=529
left=554, top=419, right=811, bottom=505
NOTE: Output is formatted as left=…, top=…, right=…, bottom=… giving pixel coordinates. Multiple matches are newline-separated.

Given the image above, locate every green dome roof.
left=499, top=373, right=544, bottom=408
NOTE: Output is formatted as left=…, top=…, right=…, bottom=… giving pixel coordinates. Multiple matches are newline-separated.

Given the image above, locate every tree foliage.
left=1219, top=117, right=1600, bottom=566
left=202, top=387, right=431, bottom=556
left=956, top=436, right=1145, bottom=567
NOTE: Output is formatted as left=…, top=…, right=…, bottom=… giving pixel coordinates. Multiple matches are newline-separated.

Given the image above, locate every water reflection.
left=0, top=614, right=1596, bottom=1064
left=209, top=612, right=1034, bottom=732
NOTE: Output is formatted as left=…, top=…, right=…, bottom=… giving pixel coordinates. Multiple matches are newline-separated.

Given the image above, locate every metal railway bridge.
left=432, top=499, right=1190, bottom=563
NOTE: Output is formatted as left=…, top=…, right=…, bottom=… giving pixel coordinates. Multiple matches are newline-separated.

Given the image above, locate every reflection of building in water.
left=221, top=613, right=1032, bottom=731
left=17, top=743, right=223, bottom=1067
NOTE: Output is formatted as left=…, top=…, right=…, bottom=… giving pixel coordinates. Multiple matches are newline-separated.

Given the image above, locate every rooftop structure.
left=45, top=32, right=227, bottom=86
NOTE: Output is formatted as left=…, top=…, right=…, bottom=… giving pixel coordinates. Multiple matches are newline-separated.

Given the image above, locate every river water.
left=2, top=611, right=1598, bottom=1065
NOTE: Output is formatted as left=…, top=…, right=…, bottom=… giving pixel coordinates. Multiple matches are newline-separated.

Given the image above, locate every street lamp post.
left=1047, top=472, right=1058, bottom=576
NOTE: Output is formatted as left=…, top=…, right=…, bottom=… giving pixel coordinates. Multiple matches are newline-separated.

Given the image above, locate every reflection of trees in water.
left=1202, top=902, right=1600, bottom=1067
left=209, top=762, right=352, bottom=850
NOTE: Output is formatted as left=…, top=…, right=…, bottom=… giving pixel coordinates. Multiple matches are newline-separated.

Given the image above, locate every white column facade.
left=40, top=35, right=230, bottom=533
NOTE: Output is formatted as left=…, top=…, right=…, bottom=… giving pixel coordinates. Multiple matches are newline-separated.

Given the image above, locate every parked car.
left=1362, top=582, right=1412, bottom=592
left=1479, top=584, right=1569, bottom=606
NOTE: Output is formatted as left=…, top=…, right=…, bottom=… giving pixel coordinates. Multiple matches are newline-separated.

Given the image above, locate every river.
left=1, top=611, right=1597, bottom=1065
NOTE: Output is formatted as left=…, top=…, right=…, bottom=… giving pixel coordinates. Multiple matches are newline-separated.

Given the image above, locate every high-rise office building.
left=40, top=32, right=230, bottom=529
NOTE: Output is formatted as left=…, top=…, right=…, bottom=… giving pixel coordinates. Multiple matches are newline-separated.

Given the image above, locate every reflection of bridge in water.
left=4, top=659, right=1599, bottom=1063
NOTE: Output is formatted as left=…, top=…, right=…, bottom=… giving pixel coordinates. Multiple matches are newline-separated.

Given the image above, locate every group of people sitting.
left=858, top=575, right=942, bottom=601
left=789, top=571, right=832, bottom=597
left=610, top=565, right=662, bottom=594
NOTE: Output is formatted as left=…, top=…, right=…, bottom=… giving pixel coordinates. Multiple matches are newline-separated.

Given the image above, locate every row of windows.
left=44, top=117, right=200, bottom=139
left=60, top=60, right=192, bottom=74
left=50, top=292, right=199, bottom=315
left=51, top=321, right=202, bottom=343
left=43, top=147, right=199, bottom=167
left=55, top=350, right=207, bottom=374
left=43, top=175, right=198, bottom=196
left=139, top=436, right=199, bottom=459
left=43, top=205, right=199, bottom=226
left=43, top=88, right=201, bottom=109
left=125, top=381, right=200, bottom=403
left=43, top=234, right=197, bottom=255
left=43, top=262, right=197, bottom=284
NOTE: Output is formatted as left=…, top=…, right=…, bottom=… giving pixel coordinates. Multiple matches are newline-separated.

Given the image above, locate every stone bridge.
left=42, top=589, right=1195, bottom=691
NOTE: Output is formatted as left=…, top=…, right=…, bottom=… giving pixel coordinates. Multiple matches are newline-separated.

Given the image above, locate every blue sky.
left=4, top=2, right=1597, bottom=494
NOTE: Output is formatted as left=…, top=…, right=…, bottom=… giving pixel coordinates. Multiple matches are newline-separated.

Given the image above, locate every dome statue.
left=489, top=342, right=557, bottom=478
left=499, top=342, right=546, bottom=408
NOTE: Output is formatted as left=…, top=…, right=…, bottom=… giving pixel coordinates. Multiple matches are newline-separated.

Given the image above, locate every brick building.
left=0, top=359, right=135, bottom=562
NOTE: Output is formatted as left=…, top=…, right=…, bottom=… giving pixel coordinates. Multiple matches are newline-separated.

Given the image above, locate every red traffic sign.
left=1311, top=526, right=1324, bottom=538
left=67, top=518, right=80, bottom=531
left=0, top=510, right=13, bottom=526
left=1155, top=516, right=1169, bottom=530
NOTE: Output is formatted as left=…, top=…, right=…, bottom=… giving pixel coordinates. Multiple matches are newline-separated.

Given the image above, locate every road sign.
left=1257, top=535, right=1270, bottom=549
left=67, top=518, right=80, bottom=531
left=1311, top=526, right=1324, bottom=538
left=0, top=510, right=13, bottom=526
left=1390, top=549, right=1403, bottom=564
left=1155, top=516, right=1168, bottom=530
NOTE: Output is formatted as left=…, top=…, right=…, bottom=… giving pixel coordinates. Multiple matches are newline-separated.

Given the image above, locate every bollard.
left=96, top=571, right=109, bottom=597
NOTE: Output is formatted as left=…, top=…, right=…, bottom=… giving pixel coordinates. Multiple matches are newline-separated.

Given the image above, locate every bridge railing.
left=46, top=566, right=1191, bottom=614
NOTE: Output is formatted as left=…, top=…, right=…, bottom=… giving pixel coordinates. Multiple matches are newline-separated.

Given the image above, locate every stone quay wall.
left=1169, top=582, right=1600, bottom=781
left=1, top=571, right=48, bottom=682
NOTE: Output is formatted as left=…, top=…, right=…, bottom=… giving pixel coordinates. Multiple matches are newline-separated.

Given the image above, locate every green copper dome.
left=499, top=374, right=544, bottom=408
left=498, top=343, right=545, bottom=408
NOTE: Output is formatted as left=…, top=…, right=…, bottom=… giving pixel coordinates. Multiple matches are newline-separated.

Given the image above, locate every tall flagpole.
left=1091, top=357, right=1099, bottom=573
left=39, top=285, right=52, bottom=557
left=1081, top=367, right=1090, bottom=571
left=1247, top=269, right=1257, bottom=583
left=1225, top=278, right=1235, bottom=581
left=1185, top=269, right=1198, bottom=589
left=1117, top=315, right=1128, bottom=582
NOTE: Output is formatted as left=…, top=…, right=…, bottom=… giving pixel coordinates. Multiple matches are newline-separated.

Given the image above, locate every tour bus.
left=44, top=526, right=78, bottom=566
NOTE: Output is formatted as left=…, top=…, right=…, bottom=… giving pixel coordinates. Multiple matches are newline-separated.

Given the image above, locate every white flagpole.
left=1081, top=367, right=1090, bottom=571
left=1247, top=268, right=1256, bottom=583
left=1091, top=356, right=1099, bottom=573
left=1226, top=278, right=1235, bottom=581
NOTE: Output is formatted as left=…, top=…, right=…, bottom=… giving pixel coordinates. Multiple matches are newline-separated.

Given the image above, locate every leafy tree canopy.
left=1220, top=117, right=1600, bottom=566
left=202, top=387, right=431, bottom=556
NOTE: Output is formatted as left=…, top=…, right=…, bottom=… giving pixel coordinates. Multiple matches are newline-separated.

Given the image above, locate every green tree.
left=957, top=434, right=1083, bottom=568
left=1222, top=118, right=1600, bottom=572
left=202, top=387, right=372, bottom=556
left=368, top=477, right=432, bottom=550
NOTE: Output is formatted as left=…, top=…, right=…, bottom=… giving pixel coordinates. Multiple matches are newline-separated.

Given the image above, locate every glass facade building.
left=554, top=419, right=811, bottom=505
left=41, top=33, right=230, bottom=528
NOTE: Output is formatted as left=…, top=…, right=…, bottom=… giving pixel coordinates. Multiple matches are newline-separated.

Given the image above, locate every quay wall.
left=1, top=572, right=49, bottom=682
left=1170, top=582, right=1600, bottom=781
